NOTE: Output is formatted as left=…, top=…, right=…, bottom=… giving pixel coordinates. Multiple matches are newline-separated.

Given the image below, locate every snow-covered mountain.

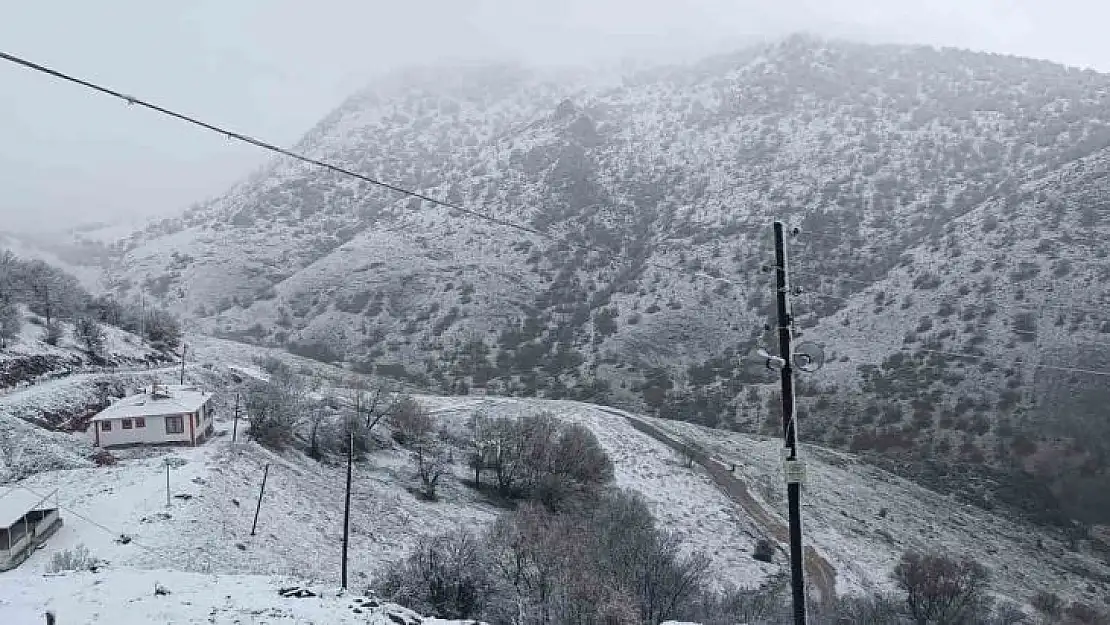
left=101, top=35, right=1110, bottom=526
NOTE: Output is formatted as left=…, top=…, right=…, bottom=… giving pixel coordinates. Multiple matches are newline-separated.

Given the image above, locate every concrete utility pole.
left=232, top=393, right=240, bottom=443
left=179, top=343, right=187, bottom=385
left=773, top=220, right=807, bottom=625
left=250, top=464, right=270, bottom=536
left=341, top=432, right=354, bottom=589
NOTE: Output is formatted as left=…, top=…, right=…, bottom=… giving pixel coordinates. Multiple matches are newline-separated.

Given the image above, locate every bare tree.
left=145, top=308, right=181, bottom=350
left=74, top=315, right=106, bottom=356
left=244, top=366, right=311, bottom=450
left=43, top=320, right=62, bottom=346
left=0, top=297, right=19, bottom=349
left=412, top=436, right=451, bottom=500
left=390, top=396, right=434, bottom=445
left=894, top=551, right=991, bottom=625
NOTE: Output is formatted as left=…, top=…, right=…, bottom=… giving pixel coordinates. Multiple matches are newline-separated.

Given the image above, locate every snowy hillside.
left=90, top=35, right=1110, bottom=527
left=3, top=330, right=1108, bottom=622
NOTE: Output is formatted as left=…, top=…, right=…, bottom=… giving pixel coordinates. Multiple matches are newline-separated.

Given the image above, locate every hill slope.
left=100, top=35, right=1110, bottom=523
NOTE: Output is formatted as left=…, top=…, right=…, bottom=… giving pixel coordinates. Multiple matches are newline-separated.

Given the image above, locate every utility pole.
left=773, top=220, right=807, bottom=625
left=232, top=393, right=240, bottom=443
left=341, top=431, right=354, bottom=589
left=250, top=464, right=270, bottom=536
left=179, top=343, right=187, bottom=385
left=165, top=459, right=171, bottom=507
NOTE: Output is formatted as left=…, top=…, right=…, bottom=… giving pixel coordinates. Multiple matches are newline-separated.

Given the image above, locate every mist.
left=2, top=0, right=1109, bottom=233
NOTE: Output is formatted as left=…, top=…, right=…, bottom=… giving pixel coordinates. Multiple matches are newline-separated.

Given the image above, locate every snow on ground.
left=5, top=434, right=499, bottom=584
left=0, top=569, right=477, bottom=624
left=638, top=416, right=1110, bottom=607
left=418, top=395, right=777, bottom=589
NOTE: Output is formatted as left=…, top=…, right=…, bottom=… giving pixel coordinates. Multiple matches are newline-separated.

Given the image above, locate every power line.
left=0, top=49, right=540, bottom=237
left=0, top=48, right=760, bottom=295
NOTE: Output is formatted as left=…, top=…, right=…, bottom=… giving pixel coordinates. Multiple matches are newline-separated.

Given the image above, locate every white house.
left=1, top=489, right=62, bottom=571
left=90, top=383, right=215, bottom=448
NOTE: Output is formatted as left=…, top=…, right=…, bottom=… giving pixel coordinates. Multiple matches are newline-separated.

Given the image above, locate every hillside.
left=2, top=376, right=1108, bottom=619
left=92, top=34, right=1110, bottom=525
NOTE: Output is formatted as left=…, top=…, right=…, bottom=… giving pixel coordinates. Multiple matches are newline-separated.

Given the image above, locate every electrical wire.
left=0, top=48, right=767, bottom=295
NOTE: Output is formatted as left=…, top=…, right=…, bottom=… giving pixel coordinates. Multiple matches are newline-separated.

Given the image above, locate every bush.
left=376, top=529, right=501, bottom=620
left=471, top=413, right=612, bottom=505
left=893, top=550, right=991, bottom=624
left=0, top=297, right=19, bottom=349
left=752, top=538, right=775, bottom=563
left=484, top=490, right=708, bottom=625
left=1031, top=590, right=1062, bottom=618
left=75, top=315, right=106, bottom=356
left=46, top=544, right=100, bottom=573
left=391, top=397, right=434, bottom=446
left=44, top=320, right=63, bottom=346
left=412, top=437, right=451, bottom=500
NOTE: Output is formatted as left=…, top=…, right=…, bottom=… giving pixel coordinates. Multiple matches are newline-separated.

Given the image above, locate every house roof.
left=90, top=385, right=212, bottom=422
left=0, top=489, right=56, bottom=529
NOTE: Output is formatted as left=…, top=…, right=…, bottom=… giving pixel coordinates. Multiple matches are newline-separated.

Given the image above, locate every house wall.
left=94, top=398, right=215, bottom=448
left=96, top=413, right=195, bottom=447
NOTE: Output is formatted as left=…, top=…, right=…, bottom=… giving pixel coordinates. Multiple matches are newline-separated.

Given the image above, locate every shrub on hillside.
left=0, top=297, right=19, bottom=349
left=75, top=315, right=106, bottom=356
left=470, top=412, right=612, bottom=506
left=893, top=550, right=991, bottom=624
left=376, top=529, right=502, bottom=620
left=390, top=396, right=434, bottom=445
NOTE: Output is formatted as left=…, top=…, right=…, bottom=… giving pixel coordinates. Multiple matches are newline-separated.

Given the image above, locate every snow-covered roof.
left=90, top=385, right=211, bottom=422
left=0, top=489, right=56, bottom=529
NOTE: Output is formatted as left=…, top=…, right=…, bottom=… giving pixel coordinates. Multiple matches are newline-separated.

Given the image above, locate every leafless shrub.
left=46, top=544, right=100, bottom=573
left=391, top=396, right=434, bottom=445
left=74, top=315, right=106, bottom=356
left=1031, top=590, right=1062, bottom=619
left=376, top=529, right=502, bottom=621
left=893, top=550, right=991, bottom=625
left=471, top=412, right=612, bottom=505
left=412, top=437, right=451, bottom=500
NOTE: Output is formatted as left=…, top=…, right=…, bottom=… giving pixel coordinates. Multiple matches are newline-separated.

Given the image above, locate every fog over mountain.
left=5, top=1, right=1110, bottom=231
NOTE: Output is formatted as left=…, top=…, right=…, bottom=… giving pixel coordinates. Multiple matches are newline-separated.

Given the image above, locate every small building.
left=1, top=489, right=62, bottom=571
left=90, top=383, right=215, bottom=448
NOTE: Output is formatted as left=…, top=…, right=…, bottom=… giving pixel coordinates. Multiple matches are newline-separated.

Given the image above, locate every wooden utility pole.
left=773, top=220, right=807, bottom=625
left=179, top=343, right=187, bottom=384
left=341, top=432, right=354, bottom=589
left=232, top=393, right=240, bottom=443
left=250, top=464, right=270, bottom=536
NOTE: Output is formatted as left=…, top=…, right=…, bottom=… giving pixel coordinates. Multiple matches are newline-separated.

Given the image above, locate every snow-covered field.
left=1, top=570, right=477, bottom=624
left=3, top=342, right=1110, bottom=619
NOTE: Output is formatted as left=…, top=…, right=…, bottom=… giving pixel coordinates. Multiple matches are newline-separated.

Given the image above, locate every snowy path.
left=610, top=408, right=838, bottom=605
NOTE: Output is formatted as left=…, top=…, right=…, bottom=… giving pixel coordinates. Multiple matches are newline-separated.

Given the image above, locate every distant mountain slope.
left=104, top=35, right=1110, bottom=523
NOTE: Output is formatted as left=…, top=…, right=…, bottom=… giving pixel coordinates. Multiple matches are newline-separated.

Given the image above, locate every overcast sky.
left=2, top=0, right=1109, bottom=233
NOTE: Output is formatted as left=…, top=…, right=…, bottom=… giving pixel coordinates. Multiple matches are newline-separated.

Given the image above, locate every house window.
left=165, top=415, right=184, bottom=434
left=135, top=417, right=146, bottom=428
left=100, top=421, right=112, bottom=431
left=122, top=419, right=133, bottom=429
